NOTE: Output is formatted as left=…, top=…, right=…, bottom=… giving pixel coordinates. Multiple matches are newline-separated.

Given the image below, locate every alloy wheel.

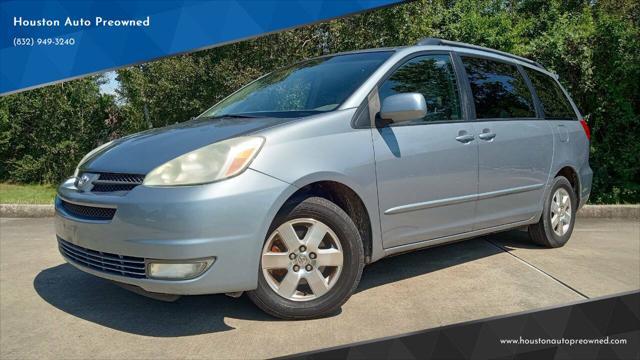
left=550, top=188, right=572, bottom=236
left=261, top=218, right=344, bottom=301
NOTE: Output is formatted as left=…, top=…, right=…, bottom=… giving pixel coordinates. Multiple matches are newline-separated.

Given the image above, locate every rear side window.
left=461, top=56, right=536, bottom=119
left=378, top=54, right=461, bottom=124
left=525, top=69, right=576, bottom=120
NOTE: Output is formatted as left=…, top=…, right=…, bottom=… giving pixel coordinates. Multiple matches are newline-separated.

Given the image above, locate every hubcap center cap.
left=296, top=254, right=308, bottom=266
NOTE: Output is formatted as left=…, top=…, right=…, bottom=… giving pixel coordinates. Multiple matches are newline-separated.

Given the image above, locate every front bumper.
left=55, top=169, right=294, bottom=295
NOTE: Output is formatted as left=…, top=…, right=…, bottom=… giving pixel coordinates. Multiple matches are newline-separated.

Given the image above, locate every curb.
left=1, top=204, right=638, bottom=219
left=1, top=204, right=55, bottom=218
left=577, top=204, right=639, bottom=219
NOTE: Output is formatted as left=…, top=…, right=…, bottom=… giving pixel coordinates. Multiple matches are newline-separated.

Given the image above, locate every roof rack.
left=416, top=37, right=545, bottom=70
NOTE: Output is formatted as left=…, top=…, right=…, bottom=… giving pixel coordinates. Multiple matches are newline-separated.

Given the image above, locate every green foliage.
left=0, top=77, right=120, bottom=183
left=0, top=183, right=56, bottom=204
left=1, top=0, right=638, bottom=203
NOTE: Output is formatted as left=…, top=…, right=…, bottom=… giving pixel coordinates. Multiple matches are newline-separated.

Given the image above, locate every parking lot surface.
left=1, top=217, right=638, bottom=359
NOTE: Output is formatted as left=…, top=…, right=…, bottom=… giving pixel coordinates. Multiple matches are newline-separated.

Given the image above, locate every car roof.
left=415, top=38, right=545, bottom=69
left=326, top=38, right=557, bottom=79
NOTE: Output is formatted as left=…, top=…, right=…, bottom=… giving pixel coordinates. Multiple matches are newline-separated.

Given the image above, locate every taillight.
left=579, top=118, right=591, bottom=141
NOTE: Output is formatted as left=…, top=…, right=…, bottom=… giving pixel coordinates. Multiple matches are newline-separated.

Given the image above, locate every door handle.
left=478, top=129, right=496, bottom=141
left=455, top=134, right=475, bottom=143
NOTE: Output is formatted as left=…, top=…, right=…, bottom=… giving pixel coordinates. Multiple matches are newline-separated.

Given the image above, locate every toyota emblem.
left=76, top=174, right=91, bottom=191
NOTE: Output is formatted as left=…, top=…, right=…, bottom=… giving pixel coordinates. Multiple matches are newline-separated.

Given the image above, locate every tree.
left=0, top=77, right=119, bottom=183
left=3, top=0, right=638, bottom=203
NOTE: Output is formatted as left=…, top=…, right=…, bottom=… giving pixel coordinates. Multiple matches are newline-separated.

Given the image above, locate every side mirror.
left=380, top=93, right=427, bottom=123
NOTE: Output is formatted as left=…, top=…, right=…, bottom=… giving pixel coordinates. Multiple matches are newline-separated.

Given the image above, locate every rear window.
left=461, top=56, right=536, bottom=119
left=525, top=69, right=576, bottom=120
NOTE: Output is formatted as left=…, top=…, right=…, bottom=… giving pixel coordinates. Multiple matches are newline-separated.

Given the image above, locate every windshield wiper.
left=204, top=113, right=263, bottom=119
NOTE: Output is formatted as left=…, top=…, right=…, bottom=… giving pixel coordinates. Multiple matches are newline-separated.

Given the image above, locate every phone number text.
left=13, top=37, right=76, bottom=47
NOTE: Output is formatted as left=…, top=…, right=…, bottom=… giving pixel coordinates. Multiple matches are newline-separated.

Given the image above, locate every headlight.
left=73, top=140, right=114, bottom=177
left=143, top=136, right=264, bottom=186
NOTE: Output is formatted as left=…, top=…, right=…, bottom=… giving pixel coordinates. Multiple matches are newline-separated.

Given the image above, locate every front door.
left=372, top=53, right=479, bottom=249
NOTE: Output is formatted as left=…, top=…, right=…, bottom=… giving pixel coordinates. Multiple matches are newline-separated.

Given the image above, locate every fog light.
left=147, top=258, right=215, bottom=280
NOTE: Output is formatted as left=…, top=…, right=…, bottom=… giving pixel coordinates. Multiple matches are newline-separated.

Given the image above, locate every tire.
left=528, top=176, right=577, bottom=248
left=248, top=196, right=364, bottom=319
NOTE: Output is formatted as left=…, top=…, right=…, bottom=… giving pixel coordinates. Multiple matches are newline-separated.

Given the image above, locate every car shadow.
left=485, top=228, right=547, bottom=251
left=34, top=231, right=522, bottom=337
left=376, top=126, right=401, bottom=157
left=356, top=236, right=505, bottom=292
left=33, top=264, right=274, bottom=337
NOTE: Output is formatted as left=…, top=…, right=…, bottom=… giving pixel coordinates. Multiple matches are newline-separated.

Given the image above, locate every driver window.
left=378, top=54, right=461, bottom=124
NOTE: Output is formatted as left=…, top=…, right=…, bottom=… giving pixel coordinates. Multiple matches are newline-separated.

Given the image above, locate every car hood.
left=80, top=117, right=294, bottom=174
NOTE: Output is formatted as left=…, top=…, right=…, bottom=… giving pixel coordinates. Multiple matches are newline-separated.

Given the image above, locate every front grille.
left=96, top=173, right=145, bottom=183
left=58, top=238, right=146, bottom=279
left=92, top=183, right=138, bottom=192
left=60, top=199, right=116, bottom=220
left=91, top=172, right=145, bottom=193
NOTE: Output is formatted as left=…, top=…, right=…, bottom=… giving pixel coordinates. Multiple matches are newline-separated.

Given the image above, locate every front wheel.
left=247, top=197, right=364, bottom=319
left=528, top=176, right=577, bottom=248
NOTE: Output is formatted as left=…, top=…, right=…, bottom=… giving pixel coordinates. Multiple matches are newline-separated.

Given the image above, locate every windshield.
left=200, top=51, right=393, bottom=119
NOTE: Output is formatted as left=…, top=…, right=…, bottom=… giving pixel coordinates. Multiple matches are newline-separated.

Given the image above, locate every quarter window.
left=525, top=69, right=576, bottom=120
left=462, top=57, right=536, bottom=119
left=378, top=54, right=461, bottom=124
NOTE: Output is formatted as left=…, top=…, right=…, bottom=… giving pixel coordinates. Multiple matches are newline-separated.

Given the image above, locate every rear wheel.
left=528, top=176, right=577, bottom=248
left=248, top=197, right=364, bottom=319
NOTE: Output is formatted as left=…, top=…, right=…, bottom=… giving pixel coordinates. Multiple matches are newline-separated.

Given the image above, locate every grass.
left=0, top=183, right=57, bottom=204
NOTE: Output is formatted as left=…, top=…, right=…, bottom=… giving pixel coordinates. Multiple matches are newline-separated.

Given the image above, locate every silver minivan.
left=55, top=38, right=592, bottom=319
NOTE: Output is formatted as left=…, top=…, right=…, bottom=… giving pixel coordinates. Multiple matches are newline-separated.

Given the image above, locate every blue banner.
left=1, top=0, right=402, bottom=95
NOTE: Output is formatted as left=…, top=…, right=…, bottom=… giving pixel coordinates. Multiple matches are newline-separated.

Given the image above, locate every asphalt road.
left=1, top=217, right=638, bottom=359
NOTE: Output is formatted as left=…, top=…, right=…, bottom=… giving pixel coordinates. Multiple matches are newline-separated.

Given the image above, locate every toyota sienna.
left=55, top=38, right=592, bottom=319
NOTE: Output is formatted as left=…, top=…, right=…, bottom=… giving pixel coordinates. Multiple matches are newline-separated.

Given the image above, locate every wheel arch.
left=276, top=176, right=376, bottom=264
left=554, top=165, right=581, bottom=205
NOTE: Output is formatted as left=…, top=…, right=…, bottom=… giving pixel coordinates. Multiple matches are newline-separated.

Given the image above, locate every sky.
left=99, top=71, right=119, bottom=95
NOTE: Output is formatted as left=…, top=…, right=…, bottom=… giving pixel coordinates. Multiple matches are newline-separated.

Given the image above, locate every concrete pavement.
left=0, top=217, right=638, bottom=359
